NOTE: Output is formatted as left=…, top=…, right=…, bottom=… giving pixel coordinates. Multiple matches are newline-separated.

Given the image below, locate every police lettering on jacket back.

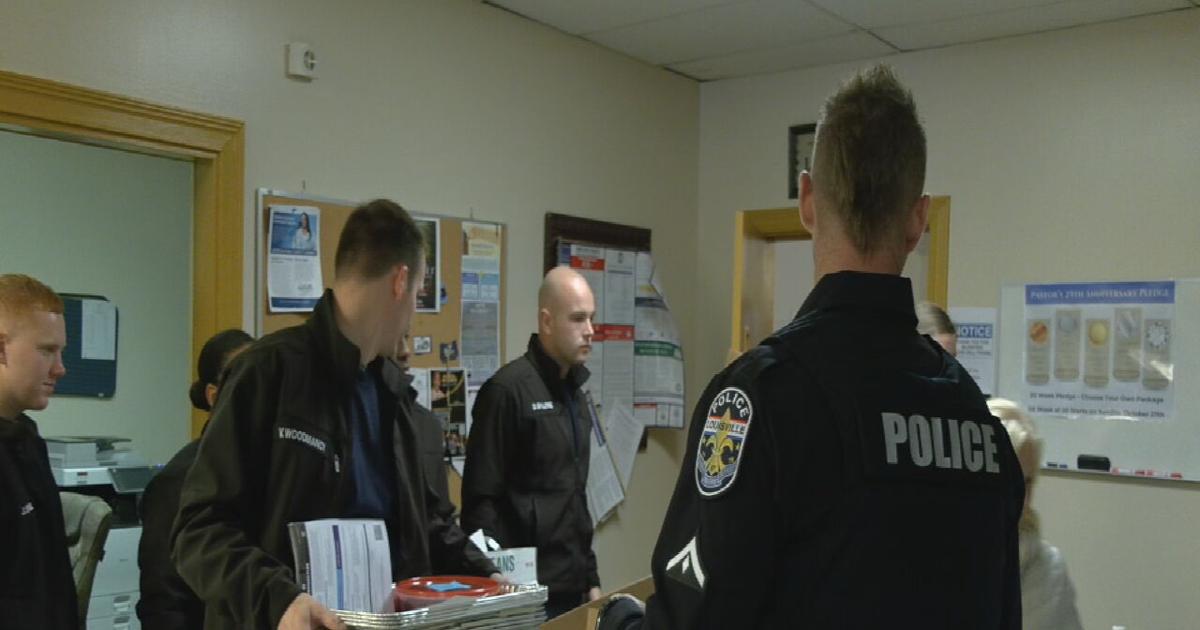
left=859, top=370, right=1007, bottom=489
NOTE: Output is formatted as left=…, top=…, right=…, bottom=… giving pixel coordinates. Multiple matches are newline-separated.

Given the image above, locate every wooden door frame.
left=730, top=197, right=950, bottom=355
left=0, top=69, right=245, bottom=437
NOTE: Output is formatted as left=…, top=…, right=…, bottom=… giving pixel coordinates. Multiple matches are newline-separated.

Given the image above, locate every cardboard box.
left=484, top=547, right=538, bottom=585
left=540, top=576, right=654, bottom=630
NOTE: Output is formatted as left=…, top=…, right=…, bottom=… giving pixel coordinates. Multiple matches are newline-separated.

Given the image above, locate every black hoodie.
left=0, top=413, right=79, bottom=630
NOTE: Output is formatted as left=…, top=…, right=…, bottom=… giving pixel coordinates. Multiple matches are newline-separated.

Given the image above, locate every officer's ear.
left=799, top=171, right=817, bottom=235
left=538, top=307, right=553, bottom=336
left=903, top=194, right=931, bottom=254
left=390, top=263, right=411, bottom=302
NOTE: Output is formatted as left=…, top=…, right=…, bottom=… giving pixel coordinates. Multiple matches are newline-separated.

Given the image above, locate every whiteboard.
left=997, top=279, right=1200, bottom=482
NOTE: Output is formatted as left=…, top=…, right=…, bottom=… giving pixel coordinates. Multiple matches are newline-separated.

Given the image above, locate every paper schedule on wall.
left=461, top=222, right=503, bottom=388
left=599, top=249, right=637, bottom=428
left=604, top=249, right=635, bottom=325
left=634, top=252, right=685, bottom=428
left=461, top=301, right=500, bottom=388
left=81, top=299, right=117, bottom=361
left=461, top=222, right=501, bottom=304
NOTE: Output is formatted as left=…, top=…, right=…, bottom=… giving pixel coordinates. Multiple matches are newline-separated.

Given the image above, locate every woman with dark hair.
left=291, top=211, right=314, bottom=252
left=187, top=329, right=255, bottom=412
left=138, top=329, right=253, bottom=630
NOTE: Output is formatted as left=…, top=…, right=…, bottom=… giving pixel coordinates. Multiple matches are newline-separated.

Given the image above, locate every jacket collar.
left=526, top=334, right=589, bottom=393
left=380, top=358, right=417, bottom=402
left=796, top=271, right=918, bottom=327
left=0, top=413, right=35, bottom=442
left=306, top=289, right=389, bottom=391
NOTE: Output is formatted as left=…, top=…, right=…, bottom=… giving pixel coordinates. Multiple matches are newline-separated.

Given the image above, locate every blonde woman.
left=916, top=301, right=957, bottom=356
left=988, top=398, right=1084, bottom=630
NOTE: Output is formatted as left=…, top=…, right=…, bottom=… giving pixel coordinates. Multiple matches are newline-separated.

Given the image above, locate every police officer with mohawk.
left=599, top=65, right=1024, bottom=629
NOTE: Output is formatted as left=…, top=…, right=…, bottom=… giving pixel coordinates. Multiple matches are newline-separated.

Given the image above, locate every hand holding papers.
left=288, top=519, right=393, bottom=613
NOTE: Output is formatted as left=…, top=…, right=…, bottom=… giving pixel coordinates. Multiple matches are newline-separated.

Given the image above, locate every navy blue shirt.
left=346, top=369, right=396, bottom=519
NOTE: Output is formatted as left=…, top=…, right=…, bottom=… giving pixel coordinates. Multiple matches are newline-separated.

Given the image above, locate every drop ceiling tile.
left=670, top=30, right=895, bottom=80
left=585, top=0, right=857, bottom=65
left=808, top=0, right=1062, bottom=29
left=486, top=0, right=737, bottom=35
left=874, top=0, right=1191, bottom=50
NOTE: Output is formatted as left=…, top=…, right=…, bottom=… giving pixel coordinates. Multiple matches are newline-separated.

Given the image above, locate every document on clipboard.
left=583, top=393, right=624, bottom=526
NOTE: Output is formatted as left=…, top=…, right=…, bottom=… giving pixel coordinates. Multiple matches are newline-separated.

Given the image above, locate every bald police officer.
left=600, top=65, right=1024, bottom=629
left=463, top=267, right=602, bottom=619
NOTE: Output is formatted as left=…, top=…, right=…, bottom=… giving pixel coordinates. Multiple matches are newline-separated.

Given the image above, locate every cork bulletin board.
left=254, top=189, right=506, bottom=371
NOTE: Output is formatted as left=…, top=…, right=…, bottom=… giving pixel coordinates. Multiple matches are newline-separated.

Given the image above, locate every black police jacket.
left=607, top=272, right=1024, bottom=629
left=461, top=334, right=600, bottom=595
left=0, top=414, right=79, bottom=630
left=138, top=437, right=205, bottom=630
left=171, top=290, right=492, bottom=629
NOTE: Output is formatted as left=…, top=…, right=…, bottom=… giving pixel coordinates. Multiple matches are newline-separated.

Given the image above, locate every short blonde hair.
left=987, top=397, right=1043, bottom=482
left=915, top=301, right=955, bottom=337
left=812, top=64, right=926, bottom=255
left=0, top=274, right=64, bottom=324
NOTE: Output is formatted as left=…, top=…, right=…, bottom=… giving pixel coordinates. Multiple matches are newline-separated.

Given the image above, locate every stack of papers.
left=334, top=584, right=548, bottom=629
left=291, top=518, right=547, bottom=629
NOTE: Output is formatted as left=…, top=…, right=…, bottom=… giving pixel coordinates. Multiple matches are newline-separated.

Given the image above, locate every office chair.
left=60, top=491, right=114, bottom=622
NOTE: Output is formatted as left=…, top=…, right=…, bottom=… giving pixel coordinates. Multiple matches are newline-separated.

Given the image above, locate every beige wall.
left=0, top=0, right=697, bottom=589
left=698, top=10, right=1200, bottom=629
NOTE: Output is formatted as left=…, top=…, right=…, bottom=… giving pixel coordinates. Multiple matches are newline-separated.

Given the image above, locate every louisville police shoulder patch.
left=695, top=387, right=754, bottom=497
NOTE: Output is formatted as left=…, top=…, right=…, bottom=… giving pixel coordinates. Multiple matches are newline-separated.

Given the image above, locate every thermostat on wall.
left=286, top=42, right=317, bottom=79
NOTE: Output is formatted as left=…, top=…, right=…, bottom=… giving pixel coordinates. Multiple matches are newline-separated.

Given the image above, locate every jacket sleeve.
left=632, top=362, right=784, bottom=629
left=460, top=380, right=518, bottom=544
left=425, top=481, right=499, bottom=576
left=417, top=405, right=498, bottom=577
left=1042, top=543, right=1083, bottom=630
left=578, top=393, right=601, bottom=590
left=1001, top=463, right=1026, bottom=630
left=586, top=542, right=601, bottom=590
left=170, top=355, right=302, bottom=629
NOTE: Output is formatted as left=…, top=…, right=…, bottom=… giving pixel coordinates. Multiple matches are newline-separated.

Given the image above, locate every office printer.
left=47, top=436, right=157, bottom=630
left=47, top=436, right=154, bottom=522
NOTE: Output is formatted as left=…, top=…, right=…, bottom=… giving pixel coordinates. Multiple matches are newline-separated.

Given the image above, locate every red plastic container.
left=393, top=575, right=502, bottom=611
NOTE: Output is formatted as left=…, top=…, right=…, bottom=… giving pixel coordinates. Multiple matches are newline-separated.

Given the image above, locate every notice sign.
left=949, top=307, right=997, bottom=397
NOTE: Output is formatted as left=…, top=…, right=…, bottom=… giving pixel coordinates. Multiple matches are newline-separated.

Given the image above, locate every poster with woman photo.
left=415, top=217, right=440, bottom=312
left=430, top=368, right=467, bottom=456
left=267, top=205, right=322, bottom=312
